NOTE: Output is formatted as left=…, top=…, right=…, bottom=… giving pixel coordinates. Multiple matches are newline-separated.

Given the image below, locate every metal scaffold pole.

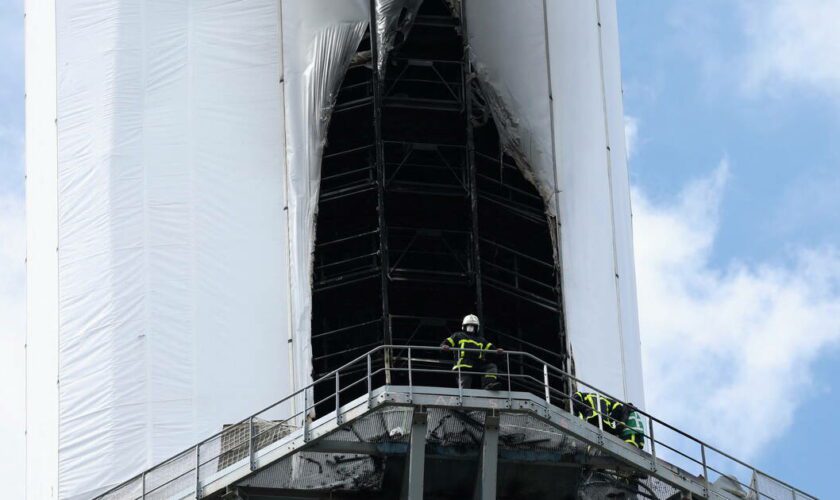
left=369, top=0, right=393, bottom=383
left=460, top=0, right=483, bottom=319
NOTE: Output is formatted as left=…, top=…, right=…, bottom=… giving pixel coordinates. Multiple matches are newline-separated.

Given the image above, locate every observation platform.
left=96, top=346, right=814, bottom=500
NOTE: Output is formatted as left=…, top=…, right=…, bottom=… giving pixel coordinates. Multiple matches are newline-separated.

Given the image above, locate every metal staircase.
left=96, top=346, right=815, bottom=500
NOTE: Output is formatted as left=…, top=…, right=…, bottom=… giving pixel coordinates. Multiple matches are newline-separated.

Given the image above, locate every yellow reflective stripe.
left=452, top=363, right=473, bottom=370
left=458, top=338, right=485, bottom=359
left=484, top=342, right=492, bottom=350
left=625, top=435, right=642, bottom=448
left=445, top=337, right=455, bottom=346
left=580, top=393, right=618, bottom=425
left=483, top=374, right=497, bottom=379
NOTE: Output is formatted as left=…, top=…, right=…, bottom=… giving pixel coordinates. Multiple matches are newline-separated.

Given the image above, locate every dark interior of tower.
left=310, top=0, right=567, bottom=412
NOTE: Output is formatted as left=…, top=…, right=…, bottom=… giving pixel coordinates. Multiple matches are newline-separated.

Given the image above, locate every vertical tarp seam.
left=187, top=0, right=198, bottom=447
left=54, top=0, right=61, bottom=491
left=23, top=6, right=30, bottom=485
left=279, top=0, right=300, bottom=414
left=540, top=0, right=571, bottom=376
left=595, top=0, right=628, bottom=400
left=140, top=0, right=152, bottom=467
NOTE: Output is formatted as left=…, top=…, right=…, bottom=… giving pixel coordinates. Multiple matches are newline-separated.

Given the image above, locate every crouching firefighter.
left=441, top=314, right=503, bottom=390
left=573, top=392, right=645, bottom=449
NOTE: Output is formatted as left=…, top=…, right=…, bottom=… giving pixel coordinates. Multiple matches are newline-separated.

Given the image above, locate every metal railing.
left=97, top=345, right=815, bottom=500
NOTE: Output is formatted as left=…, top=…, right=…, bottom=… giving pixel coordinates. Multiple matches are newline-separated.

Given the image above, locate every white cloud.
left=741, top=0, right=840, bottom=100
left=633, top=161, right=840, bottom=460
left=0, top=190, right=25, bottom=498
left=624, top=115, right=639, bottom=160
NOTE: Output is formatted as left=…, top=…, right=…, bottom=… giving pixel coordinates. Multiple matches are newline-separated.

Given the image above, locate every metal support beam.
left=460, top=0, right=483, bottom=319
left=401, top=410, right=428, bottom=500
left=368, top=1, right=393, bottom=383
left=474, top=415, right=499, bottom=500
left=305, top=439, right=409, bottom=456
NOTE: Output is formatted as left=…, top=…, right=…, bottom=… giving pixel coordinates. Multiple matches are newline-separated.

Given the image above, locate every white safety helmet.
left=462, top=314, right=480, bottom=333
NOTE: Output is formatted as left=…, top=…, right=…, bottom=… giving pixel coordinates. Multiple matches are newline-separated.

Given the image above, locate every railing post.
left=457, top=361, right=463, bottom=406
left=408, top=347, right=413, bottom=403
left=248, top=416, right=255, bottom=471
left=385, top=346, right=393, bottom=385
left=303, top=388, right=310, bottom=442
left=750, top=467, right=761, bottom=499
left=195, top=444, right=201, bottom=499
left=648, top=415, right=657, bottom=472
left=141, top=471, right=146, bottom=499
left=595, top=393, right=603, bottom=431
left=335, top=370, right=341, bottom=423
left=543, top=364, right=551, bottom=408
left=505, top=352, right=512, bottom=409
left=568, top=384, right=574, bottom=415
left=366, top=354, right=372, bottom=408
left=701, top=443, right=710, bottom=497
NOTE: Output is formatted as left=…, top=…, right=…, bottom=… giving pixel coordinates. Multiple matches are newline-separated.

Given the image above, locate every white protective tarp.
left=280, top=0, right=371, bottom=416
left=29, top=0, right=296, bottom=497
left=28, top=0, right=382, bottom=495
left=466, top=0, right=645, bottom=406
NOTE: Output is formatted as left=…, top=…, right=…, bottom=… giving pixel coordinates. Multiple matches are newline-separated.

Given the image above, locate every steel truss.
left=311, top=0, right=568, bottom=407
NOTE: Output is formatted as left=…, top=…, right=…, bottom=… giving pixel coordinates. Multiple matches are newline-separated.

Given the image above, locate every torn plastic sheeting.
left=281, top=0, right=370, bottom=407
left=374, top=0, right=424, bottom=75
left=464, top=0, right=557, bottom=217
left=469, top=71, right=555, bottom=209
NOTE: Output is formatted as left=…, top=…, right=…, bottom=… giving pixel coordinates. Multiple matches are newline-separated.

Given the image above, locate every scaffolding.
left=311, top=0, right=568, bottom=412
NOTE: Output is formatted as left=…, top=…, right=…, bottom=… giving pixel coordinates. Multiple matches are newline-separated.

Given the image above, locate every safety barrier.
left=97, top=345, right=815, bottom=500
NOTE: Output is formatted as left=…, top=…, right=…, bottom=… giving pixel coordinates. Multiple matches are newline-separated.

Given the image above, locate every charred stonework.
left=311, top=0, right=566, bottom=411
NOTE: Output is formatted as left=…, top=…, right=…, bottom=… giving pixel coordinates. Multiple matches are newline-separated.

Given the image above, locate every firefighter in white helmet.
left=441, top=314, right=503, bottom=390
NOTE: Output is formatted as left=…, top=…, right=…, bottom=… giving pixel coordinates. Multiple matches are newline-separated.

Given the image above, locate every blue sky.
left=0, top=0, right=25, bottom=496
left=619, top=0, right=840, bottom=497
left=0, top=1, right=838, bottom=498
left=620, top=0, right=840, bottom=265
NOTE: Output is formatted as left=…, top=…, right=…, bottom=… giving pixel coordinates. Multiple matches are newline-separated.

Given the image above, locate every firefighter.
left=573, top=391, right=622, bottom=433
left=573, top=392, right=645, bottom=449
left=614, top=404, right=646, bottom=449
left=441, top=314, right=503, bottom=390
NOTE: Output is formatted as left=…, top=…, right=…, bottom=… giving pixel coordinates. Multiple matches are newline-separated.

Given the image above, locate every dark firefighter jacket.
left=440, top=331, right=496, bottom=370
left=574, top=391, right=645, bottom=449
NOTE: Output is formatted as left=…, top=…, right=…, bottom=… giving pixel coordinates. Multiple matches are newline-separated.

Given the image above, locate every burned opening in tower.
left=311, top=0, right=567, bottom=409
